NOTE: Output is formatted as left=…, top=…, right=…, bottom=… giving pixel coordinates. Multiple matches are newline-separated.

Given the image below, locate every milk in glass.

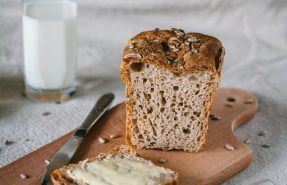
left=22, top=0, right=77, bottom=101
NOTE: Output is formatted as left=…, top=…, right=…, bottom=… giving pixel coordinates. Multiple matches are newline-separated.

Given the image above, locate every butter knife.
left=41, top=93, right=115, bottom=185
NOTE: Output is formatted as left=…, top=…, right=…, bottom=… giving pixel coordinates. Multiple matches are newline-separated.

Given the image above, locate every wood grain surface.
left=0, top=88, right=258, bottom=185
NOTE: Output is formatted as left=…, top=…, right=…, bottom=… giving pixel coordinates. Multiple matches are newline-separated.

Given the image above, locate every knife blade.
left=41, top=93, right=115, bottom=185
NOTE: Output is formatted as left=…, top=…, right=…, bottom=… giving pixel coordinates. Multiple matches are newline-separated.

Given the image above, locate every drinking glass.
left=22, top=0, right=77, bottom=102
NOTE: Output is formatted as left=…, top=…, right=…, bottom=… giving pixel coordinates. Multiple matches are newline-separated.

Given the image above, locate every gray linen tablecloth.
left=0, top=0, right=287, bottom=184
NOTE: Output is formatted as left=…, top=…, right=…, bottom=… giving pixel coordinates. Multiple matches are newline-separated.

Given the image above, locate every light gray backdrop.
left=0, top=0, right=287, bottom=184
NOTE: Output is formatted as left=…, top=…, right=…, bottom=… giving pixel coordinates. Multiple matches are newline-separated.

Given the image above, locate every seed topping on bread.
left=123, top=28, right=224, bottom=72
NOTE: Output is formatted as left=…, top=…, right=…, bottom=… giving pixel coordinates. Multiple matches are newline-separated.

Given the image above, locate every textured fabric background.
left=0, top=0, right=287, bottom=184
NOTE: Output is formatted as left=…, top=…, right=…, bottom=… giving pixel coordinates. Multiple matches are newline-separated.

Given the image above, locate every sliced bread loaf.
left=51, top=145, right=178, bottom=185
left=121, top=28, right=225, bottom=152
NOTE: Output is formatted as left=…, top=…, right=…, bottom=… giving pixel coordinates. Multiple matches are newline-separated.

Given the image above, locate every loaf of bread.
left=51, top=145, right=178, bottom=185
left=121, top=28, right=224, bottom=152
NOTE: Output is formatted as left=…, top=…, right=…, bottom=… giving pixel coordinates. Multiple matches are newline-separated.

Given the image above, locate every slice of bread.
left=51, top=145, right=178, bottom=185
left=121, top=28, right=225, bottom=152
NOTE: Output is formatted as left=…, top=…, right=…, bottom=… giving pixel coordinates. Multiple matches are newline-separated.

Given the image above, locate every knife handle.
left=75, top=93, right=114, bottom=137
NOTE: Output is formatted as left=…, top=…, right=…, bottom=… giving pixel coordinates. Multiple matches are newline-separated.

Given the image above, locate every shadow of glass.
left=0, top=76, right=25, bottom=100
left=0, top=76, right=26, bottom=119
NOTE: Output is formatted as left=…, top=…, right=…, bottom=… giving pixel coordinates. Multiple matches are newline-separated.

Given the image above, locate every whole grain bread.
left=121, top=28, right=225, bottom=152
left=51, top=145, right=178, bottom=185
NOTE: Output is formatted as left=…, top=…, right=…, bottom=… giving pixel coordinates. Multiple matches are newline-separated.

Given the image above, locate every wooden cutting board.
left=0, top=88, right=258, bottom=185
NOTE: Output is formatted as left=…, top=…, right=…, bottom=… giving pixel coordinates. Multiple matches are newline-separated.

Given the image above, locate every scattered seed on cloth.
left=261, top=144, right=271, bottom=148
left=257, top=131, right=266, bottom=137
left=42, top=112, right=51, bottom=116
left=4, top=140, right=14, bottom=145
left=244, top=139, right=251, bottom=144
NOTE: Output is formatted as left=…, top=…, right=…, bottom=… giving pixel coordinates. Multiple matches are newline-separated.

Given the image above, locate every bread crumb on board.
left=98, top=137, right=106, bottom=144
left=109, top=134, right=120, bottom=139
left=20, top=174, right=29, bottom=179
left=159, top=158, right=167, bottom=164
left=224, top=144, right=234, bottom=151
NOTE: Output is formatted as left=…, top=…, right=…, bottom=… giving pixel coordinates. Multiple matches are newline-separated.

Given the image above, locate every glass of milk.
left=22, top=0, right=77, bottom=102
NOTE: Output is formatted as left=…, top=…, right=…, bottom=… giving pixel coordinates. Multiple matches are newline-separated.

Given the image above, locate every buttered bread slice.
left=51, top=145, right=178, bottom=185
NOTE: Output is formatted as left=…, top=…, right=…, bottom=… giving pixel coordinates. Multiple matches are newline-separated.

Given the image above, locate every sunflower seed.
left=168, top=37, right=181, bottom=48
left=42, top=112, right=51, bottom=116
left=257, top=131, right=266, bottom=136
left=173, top=60, right=178, bottom=65
left=191, top=44, right=198, bottom=53
left=4, top=140, right=14, bottom=145
left=172, top=28, right=185, bottom=36
left=168, top=45, right=177, bottom=51
left=224, top=144, right=234, bottom=151
left=178, top=29, right=184, bottom=33
left=168, top=41, right=181, bottom=52
left=98, top=137, right=106, bottom=144
left=142, top=48, right=151, bottom=54
left=20, top=174, right=29, bottom=179
left=188, top=37, right=199, bottom=42
left=166, top=55, right=174, bottom=62
left=261, top=144, right=270, bottom=148
left=178, top=61, right=185, bottom=66
left=227, top=97, right=236, bottom=102
left=124, top=53, right=142, bottom=59
left=244, top=139, right=251, bottom=144
left=109, top=134, right=119, bottom=139
left=154, top=39, right=160, bottom=43
left=128, top=43, right=135, bottom=49
left=172, top=28, right=183, bottom=32
left=159, top=158, right=166, bottom=163
left=209, top=114, right=221, bottom=121
left=171, top=47, right=180, bottom=52
left=225, top=102, right=233, bottom=107
left=184, top=41, right=190, bottom=45
left=45, top=159, right=50, bottom=165
left=81, top=159, right=89, bottom=169
left=166, top=52, right=177, bottom=61
left=244, top=99, right=254, bottom=104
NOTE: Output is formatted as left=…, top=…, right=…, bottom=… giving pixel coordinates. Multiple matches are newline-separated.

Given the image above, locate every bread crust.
left=121, top=28, right=224, bottom=152
left=121, top=29, right=224, bottom=78
left=51, top=145, right=178, bottom=185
